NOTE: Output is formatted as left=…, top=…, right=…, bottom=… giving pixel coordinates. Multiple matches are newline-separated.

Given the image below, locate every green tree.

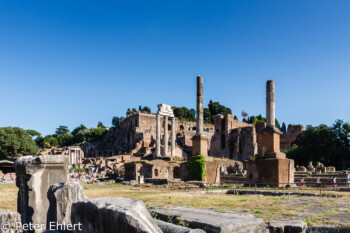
left=287, top=123, right=342, bottom=168
left=87, top=127, right=107, bottom=142
left=43, top=135, right=59, bottom=147
left=208, top=100, right=232, bottom=123
left=97, top=121, right=105, bottom=128
left=141, top=106, right=151, bottom=114
left=25, top=129, right=41, bottom=139
left=112, top=116, right=121, bottom=127
left=0, top=127, right=38, bottom=160
left=172, top=106, right=196, bottom=122
left=281, top=122, right=287, bottom=134
left=332, top=120, right=350, bottom=169
left=71, top=124, right=87, bottom=136
left=58, top=133, right=74, bottom=147
left=55, top=126, right=70, bottom=136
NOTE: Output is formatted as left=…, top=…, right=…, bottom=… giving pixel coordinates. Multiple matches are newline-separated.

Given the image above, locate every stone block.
left=71, top=197, right=162, bottom=233
left=269, top=220, right=307, bottom=233
left=15, top=155, right=68, bottom=231
left=149, top=206, right=266, bottom=233
left=0, top=210, right=22, bottom=233
left=154, top=219, right=205, bottom=233
left=47, top=181, right=86, bottom=227
left=256, top=158, right=294, bottom=187
left=192, top=135, right=208, bottom=156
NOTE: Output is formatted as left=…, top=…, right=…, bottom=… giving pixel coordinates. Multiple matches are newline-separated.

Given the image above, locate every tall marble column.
left=266, top=80, right=275, bottom=127
left=171, top=117, right=176, bottom=157
left=192, top=75, right=208, bottom=156
left=196, top=75, right=204, bottom=135
left=164, top=115, right=168, bottom=156
left=156, top=114, right=161, bottom=157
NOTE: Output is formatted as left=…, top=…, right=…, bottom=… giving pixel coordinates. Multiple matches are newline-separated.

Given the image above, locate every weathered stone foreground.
left=149, top=206, right=266, bottom=233
left=15, top=155, right=68, bottom=230
left=71, top=197, right=162, bottom=233
left=0, top=210, right=22, bottom=233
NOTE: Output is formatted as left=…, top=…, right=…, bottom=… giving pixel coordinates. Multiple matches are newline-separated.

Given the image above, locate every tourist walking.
left=346, top=174, right=350, bottom=188
left=316, top=177, right=321, bottom=188
left=332, top=176, right=337, bottom=188
left=301, top=178, right=304, bottom=187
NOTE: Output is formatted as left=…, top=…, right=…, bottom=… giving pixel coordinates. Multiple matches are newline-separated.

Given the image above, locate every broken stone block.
left=47, top=181, right=86, bottom=227
left=71, top=197, right=162, bottom=233
left=15, top=155, right=68, bottom=230
left=0, top=210, right=22, bottom=233
left=149, top=206, right=266, bottom=233
left=154, top=219, right=205, bottom=233
left=269, top=220, right=307, bottom=233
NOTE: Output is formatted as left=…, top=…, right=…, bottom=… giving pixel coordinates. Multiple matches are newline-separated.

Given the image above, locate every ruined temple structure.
left=245, top=80, right=295, bottom=187
left=155, top=104, right=176, bottom=158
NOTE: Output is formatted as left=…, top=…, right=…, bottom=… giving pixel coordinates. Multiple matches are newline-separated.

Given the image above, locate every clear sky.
left=0, top=1, right=349, bottom=136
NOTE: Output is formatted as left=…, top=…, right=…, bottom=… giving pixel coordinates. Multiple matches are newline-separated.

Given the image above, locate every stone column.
left=171, top=117, right=176, bottom=157
left=196, top=75, right=204, bottom=135
left=266, top=80, right=275, bottom=127
left=156, top=114, right=161, bottom=157
left=164, top=115, right=168, bottom=156
left=192, top=76, right=208, bottom=156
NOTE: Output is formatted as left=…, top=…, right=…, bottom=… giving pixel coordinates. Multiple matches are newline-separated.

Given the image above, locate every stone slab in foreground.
left=71, top=197, right=162, bottom=233
left=149, top=206, right=266, bottom=233
left=154, top=219, right=205, bottom=233
left=269, top=220, right=307, bottom=233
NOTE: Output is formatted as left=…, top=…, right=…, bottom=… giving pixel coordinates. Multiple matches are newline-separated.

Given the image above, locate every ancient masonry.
left=192, top=75, right=208, bottom=156
left=155, top=104, right=176, bottom=158
left=7, top=155, right=273, bottom=233
left=245, top=80, right=295, bottom=187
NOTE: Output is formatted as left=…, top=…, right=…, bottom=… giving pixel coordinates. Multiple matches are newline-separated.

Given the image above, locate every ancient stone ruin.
left=155, top=104, right=176, bottom=158
left=245, top=80, right=295, bottom=187
left=4, top=154, right=276, bottom=233
left=192, top=76, right=208, bottom=156
left=15, top=155, right=68, bottom=230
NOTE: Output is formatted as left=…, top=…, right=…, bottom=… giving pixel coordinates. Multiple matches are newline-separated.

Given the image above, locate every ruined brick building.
left=209, top=113, right=303, bottom=161
left=82, top=111, right=214, bottom=158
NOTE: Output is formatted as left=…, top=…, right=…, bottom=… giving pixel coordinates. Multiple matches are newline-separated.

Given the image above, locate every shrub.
left=187, top=154, right=206, bottom=181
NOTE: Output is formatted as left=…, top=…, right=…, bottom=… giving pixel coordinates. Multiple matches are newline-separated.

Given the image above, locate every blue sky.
left=0, top=1, right=349, bottom=136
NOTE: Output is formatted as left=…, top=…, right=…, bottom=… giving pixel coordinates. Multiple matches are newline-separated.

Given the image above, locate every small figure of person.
left=332, top=176, right=337, bottom=188
left=316, top=177, right=321, bottom=188
left=10, top=174, right=14, bottom=181
left=301, top=178, right=304, bottom=187
left=346, top=174, right=350, bottom=188
left=1, top=175, right=6, bottom=182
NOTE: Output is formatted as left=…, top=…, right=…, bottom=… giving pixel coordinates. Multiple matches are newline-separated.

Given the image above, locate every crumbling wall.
left=280, top=125, right=303, bottom=150
left=210, top=114, right=256, bottom=160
